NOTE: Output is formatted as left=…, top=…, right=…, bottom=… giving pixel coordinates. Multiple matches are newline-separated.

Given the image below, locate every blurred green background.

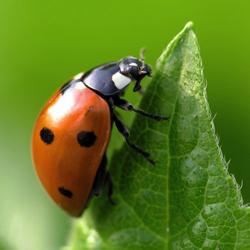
left=1, top=0, right=250, bottom=249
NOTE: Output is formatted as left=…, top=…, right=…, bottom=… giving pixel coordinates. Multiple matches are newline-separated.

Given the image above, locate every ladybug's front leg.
left=112, top=96, right=168, bottom=121
left=112, top=111, right=155, bottom=165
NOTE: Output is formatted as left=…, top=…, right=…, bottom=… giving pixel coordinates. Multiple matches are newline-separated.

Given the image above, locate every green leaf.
left=64, top=22, right=250, bottom=250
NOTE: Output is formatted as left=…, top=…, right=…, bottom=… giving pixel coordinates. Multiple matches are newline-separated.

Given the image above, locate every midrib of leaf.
left=158, top=26, right=192, bottom=249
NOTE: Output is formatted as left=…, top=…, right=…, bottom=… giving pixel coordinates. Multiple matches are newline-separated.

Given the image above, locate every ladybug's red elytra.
left=32, top=55, right=168, bottom=217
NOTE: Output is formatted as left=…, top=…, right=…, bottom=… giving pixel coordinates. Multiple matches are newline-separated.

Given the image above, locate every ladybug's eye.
left=128, top=63, right=139, bottom=75
left=119, top=59, right=141, bottom=79
left=129, top=62, right=138, bottom=67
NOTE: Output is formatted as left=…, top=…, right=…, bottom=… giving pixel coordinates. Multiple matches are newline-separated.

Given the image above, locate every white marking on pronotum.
left=112, top=72, right=131, bottom=90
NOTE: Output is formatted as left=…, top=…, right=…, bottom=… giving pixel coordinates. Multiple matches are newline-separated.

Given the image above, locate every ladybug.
left=32, top=55, right=167, bottom=217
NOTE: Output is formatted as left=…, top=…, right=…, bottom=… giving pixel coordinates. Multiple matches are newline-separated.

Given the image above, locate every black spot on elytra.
left=58, top=187, right=73, bottom=198
left=77, top=131, right=96, bottom=147
left=60, top=81, right=71, bottom=95
left=40, top=127, right=54, bottom=144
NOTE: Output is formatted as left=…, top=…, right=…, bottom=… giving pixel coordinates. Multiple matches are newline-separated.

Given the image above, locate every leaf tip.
left=184, top=21, right=194, bottom=30
left=178, top=21, right=195, bottom=39
left=156, top=21, right=196, bottom=69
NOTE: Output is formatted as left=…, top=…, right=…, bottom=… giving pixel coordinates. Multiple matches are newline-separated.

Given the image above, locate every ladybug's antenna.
left=139, top=47, right=146, bottom=65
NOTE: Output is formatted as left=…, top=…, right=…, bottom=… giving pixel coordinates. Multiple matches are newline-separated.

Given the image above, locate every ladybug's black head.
left=119, top=56, right=152, bottom=92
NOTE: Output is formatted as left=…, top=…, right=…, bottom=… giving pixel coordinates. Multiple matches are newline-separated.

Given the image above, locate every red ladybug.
left=32, top=56, right=167, bottom=217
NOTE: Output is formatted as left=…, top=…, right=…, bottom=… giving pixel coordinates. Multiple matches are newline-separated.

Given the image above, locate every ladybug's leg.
left=113, top=96, right=168, bottom=121
left=92, top=154, right=107, bottom=196
left=92, top=154, right=116, bottom=204
left=112, top=112, right=155, bottom=165
left=105, top=171, right=116, bottom=205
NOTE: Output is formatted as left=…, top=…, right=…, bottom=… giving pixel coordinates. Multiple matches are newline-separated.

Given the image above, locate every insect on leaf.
left=64, top=22, right=250, bottom=250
